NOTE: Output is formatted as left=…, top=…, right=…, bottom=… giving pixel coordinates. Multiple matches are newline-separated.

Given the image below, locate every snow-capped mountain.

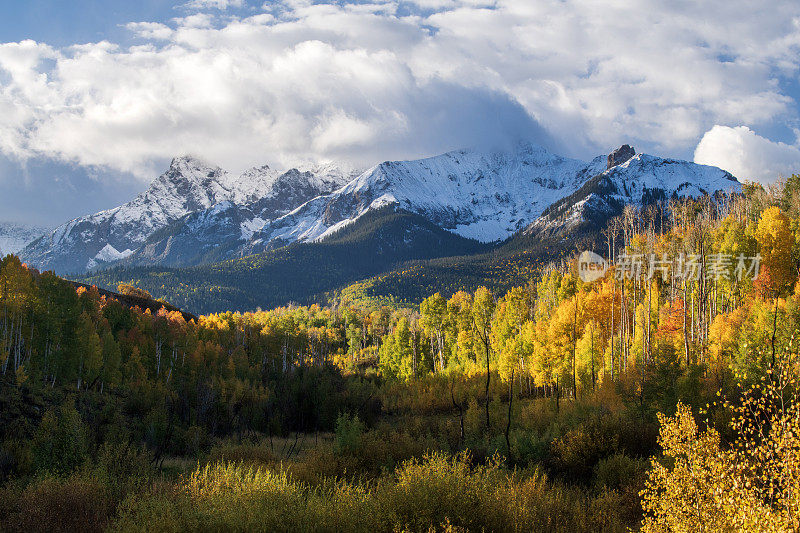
left=243, top=142, right=606, bottom=251
left=19, top=141, right=741, bottom=274
left=240, top=142, right=739, bottom=255
left=123, top=142, right=604, bottom=267
left=19, top=157, right=352, bottom=273
left=0, top=222, right=49, bottom=256
left=526, top=144, right=740, bottom=236
left=20, top=156, right=249, bottom=273
left=129, top=167, right=361, bottom=266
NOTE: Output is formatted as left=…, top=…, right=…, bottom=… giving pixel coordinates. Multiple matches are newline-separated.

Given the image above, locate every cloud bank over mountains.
left=0, top=0, right=798, bottom=192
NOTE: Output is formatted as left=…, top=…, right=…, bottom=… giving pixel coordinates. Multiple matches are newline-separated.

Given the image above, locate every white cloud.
left=182, top=0, right=244, bottom=11
left=694, top=125, right=800, bottom=184
left=125, top=22, right=173, bottom=40
left=0, top=0, right=798, bottom=181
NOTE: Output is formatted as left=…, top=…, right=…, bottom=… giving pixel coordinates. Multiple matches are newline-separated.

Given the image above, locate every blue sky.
left=1, top=0, right=800, bottom=226
left=0, top=1, right=178, bottom=47
left=0, top=1, right=432, bottom=46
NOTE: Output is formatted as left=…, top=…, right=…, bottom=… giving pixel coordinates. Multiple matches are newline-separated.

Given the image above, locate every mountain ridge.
left=79, top=205, right=492, bottom=314
left=528, top=150, right=739, bottom=237
left=21, top=141, right=740, bottom=275
left=20, top=157, right=356, bottom=273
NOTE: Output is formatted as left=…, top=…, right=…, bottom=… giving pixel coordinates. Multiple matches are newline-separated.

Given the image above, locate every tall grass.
left=112, top=453, right=630, bottom=532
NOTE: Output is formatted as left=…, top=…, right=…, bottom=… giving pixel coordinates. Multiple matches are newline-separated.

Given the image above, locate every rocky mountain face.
left=130, top=166, right=362, bottom=266
left=123, top=141, right=607, bottom=267
left=19, top=143, right=740, bottom=274
left=607, top=144, right=636, bottom=169
left=242, top=142, right=606, bottom=249
left=526, top=150, right=739, bottom=237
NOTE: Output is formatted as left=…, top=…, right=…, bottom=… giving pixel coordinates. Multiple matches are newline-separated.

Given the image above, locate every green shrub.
left=32, top=400, right=88, bottom=476
left=287, top=447, right=359, bottom=485
left=113, top=480, right=196, bottom=533
left=292, top=424, right=443, bottom=482
left=375, top=451, right=626, bottom=532
left=359, top=426, right=436, bottom=472
left=109, top=453, right=633, bottom=533
left=92, top=441, right=154, bottom=504
left=334, top=412, right=364, bottom=454
left=510, top=428, right=551, bottom=465
left=549, top=413, right=625, bottom=482
left=206, top=440, right=277, bottom=467
left=517, top=398, right=559, bottom=433
left=376, top=452, right=503, bottom=531
left=113, top=461, right=380, bottom=533
left=176, top=424, right=208, bottom=457
left=0, top=439, right=33, bottom=480
left=592, top=452, right=648, bottom=491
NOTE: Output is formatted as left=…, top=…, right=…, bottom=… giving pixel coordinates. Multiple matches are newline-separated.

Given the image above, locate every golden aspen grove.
left=2, top=178, right=800, bottom=532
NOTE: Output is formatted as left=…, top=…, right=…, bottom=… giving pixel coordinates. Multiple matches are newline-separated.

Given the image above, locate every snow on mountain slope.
left=86, top=244, right=135, bottom=270
left=125, top=165, right=360, bottom=267
left=244, top=142, right=607, bottom=253
left=18, top=156, right=280, bottom=273
left=296, top=161, right=363, bottom=191
left=18, top=141, right=741, bottom=274
left=527, top=146, right=740, bottom=235
left=0, top=222, right=49, bottom=255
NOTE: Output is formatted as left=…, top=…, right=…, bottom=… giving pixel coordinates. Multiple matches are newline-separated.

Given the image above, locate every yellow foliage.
left=756, top=206, right=796, bottom=295
left=641, top=358, right=800, bottom=532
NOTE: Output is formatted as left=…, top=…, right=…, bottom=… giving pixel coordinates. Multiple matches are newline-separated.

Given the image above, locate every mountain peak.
left=241, top=164, right=274, bottom=175
left=164, top=155, right=225, bottom=180
left=296, top=161, right=363, bottom=185
left=237, top=165, right=281, bottom=198
left=607, top=144, right=636, bottom=169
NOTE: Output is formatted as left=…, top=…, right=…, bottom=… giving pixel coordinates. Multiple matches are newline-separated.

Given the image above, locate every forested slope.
left=79, top=206, right=492, bottom=314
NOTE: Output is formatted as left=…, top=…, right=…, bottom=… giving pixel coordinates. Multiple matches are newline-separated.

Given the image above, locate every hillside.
left=79, top=206, right=492, bottom=313
left=336, top=237, right=566, bottom=307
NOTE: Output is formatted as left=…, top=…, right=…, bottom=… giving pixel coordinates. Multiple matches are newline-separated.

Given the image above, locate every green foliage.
left=334, top=412, right=364, bottom=454
left=593, top=453, right=648, bottom=491
left=378, top=316, right=416, bottom=379
left=205, top=441, right=277, bottom=467
left=339, top=246, right=550, bottom=310
left=32, top=399, right=88, bottom=476
left=93, top=441, right=154, bottom=503
left=2, top=473, right=112, bottom=533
